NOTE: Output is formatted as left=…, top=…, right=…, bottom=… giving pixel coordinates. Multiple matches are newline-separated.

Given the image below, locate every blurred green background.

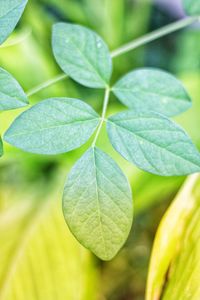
left=0, top=0, right=200, bottom=299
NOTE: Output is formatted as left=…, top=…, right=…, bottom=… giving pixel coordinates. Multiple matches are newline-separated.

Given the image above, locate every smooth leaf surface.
left=0, top=0, right=28, bottom=45
left=0, top=68, right=28, bottom=111
left=4, top=98, right=100, bottom=154
left=0, top=188, right=97, bottom=300
left=183, top=0, right=200, bottom=15
left=52, top=23, right=112, bottom=88
left=113, top=68, right=191, bottom=116
left=107, top=110, right=200, bottom=176
left=146, top=174, right=200, bottom=300
left=0, top=137, right=3, bottom=157
left=63, top=147, right=133, bottom=261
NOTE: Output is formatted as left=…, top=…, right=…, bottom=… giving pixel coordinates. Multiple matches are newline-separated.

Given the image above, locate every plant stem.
left=26, top=16, right=199, bottom=96
left=26, top=73, right=68, bottom=97
left=111, top=16, right=199, bottom=58
left=0, top=28, right=32, bottom=49
left=92, top=87, right=110, bottom=147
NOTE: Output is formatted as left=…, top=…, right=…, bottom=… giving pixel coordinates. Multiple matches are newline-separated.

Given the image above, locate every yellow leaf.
left=146, top=174, right=200, bottom=300
left=0, top=189, right=98, bottom=300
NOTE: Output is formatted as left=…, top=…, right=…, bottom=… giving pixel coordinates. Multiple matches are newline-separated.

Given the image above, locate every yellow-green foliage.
left=146, top=174, right=200, bottom=300
left=0, top=188, right=97, bottom=300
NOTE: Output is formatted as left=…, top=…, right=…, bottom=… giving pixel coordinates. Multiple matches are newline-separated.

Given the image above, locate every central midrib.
left=0, top=1, right=25, bottom=19
left=92, top=149, right=107, bottom=258
left=62, top=34, right=107, bottom=86
left=114, top=87, right=190, bottom=103
left=6, top=118, right=100, bottom=138
left=109, top=120, right=200, bottom=169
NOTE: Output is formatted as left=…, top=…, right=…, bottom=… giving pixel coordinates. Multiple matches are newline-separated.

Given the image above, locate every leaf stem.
left=111, top=16, right=199, bottom=58
left=92, top=87, right=110, bottom=147
left=26, top=73, right=68, bottom=97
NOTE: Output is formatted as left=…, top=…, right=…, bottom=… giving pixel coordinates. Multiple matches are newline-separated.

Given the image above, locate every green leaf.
left=0, top=0, right=28, bottom=45
left=183, top=0, right=200, bottom=16
left=4, top=98, right=100, bottom=155
left=0, top=136, right=3, bottom=157
left=146, top=174, right=200, bottom=300
left=113, top=68, right=191, bottom=117
left=52, top=23, right=112, bottom=88
left=107, top=110, right=200, bottom=176
left=0, top=67, right=28, bottom=111
left=63, top=147, right=133, bottom=261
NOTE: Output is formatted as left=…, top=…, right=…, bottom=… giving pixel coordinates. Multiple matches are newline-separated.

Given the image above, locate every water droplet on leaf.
left=97, top=41, right=102, bottom=48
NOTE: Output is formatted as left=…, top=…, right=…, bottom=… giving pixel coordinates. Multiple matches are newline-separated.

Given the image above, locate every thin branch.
left=111, top=16, right=199, bottom=58
left=26, top=73, right=68, bottom=97
left=0, top=28, right=32, bottom=49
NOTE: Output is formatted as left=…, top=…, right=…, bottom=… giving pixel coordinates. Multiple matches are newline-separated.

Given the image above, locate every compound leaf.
left=113, top=68, right=191, bottom=117
left=0, top=68, right=28, bottom=111
left=0, top=0, right=28, bottom=45
left=183, top=0, right=200, bottom=15
left=107, top=110, right=200, bottom=176
left=52, top=23, right=112, bottom=88
left=63, top=147, right=133, bottom=261
left=4, top=98, right=100, bottom=155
